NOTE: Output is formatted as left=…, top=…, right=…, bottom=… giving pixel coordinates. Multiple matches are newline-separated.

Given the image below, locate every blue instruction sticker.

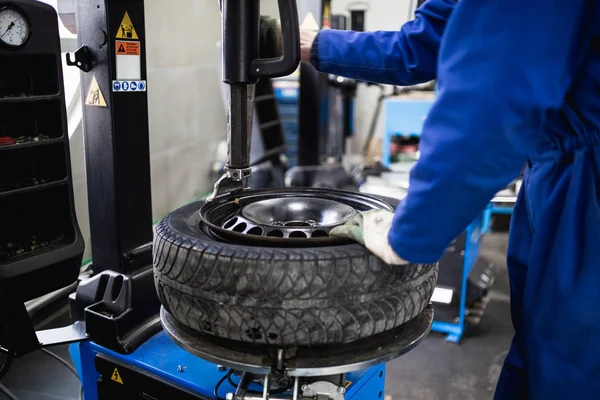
left=112, top=80, right=147, bottom=92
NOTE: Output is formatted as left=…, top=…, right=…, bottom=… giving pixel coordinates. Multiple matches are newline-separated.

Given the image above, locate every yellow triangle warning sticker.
left=85, top=76, right=107, bottom=107
left=116, top=11, right=138, bottom=39
left=111, top=367, right=124, bottom=384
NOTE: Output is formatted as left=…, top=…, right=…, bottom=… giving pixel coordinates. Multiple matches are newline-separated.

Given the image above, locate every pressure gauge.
left=0, top=7, right=30, bottom=48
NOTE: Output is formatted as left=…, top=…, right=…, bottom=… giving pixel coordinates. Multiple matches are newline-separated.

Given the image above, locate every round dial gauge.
left=0, top=8, right=29, bottom=48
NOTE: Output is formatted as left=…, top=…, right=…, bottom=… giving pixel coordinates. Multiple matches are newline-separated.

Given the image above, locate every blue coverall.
left=310, top=0, right=600, bottom=398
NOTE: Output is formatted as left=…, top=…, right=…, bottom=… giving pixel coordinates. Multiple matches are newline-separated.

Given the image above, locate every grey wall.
left=145, top=0, right=225, bottom=218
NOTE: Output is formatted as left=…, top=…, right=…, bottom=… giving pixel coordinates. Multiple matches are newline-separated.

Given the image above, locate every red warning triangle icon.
left=118, top=44, right=125, bottom=53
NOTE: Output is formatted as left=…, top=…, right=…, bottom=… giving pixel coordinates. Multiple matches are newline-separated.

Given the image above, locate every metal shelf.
left=0, top=179, right=68, bottom=199
left=0, top=93, right=61, bottom=104
left=0, top=137, right=63, bottom=152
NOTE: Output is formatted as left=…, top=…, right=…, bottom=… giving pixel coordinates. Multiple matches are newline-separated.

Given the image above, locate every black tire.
left=154, top=200, right=438, bottom=347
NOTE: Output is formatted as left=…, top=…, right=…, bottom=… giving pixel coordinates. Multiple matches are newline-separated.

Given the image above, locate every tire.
left=154, top=200, right=438, bottom=347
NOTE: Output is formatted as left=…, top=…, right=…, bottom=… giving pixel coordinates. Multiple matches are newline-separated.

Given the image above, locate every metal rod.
left=235, top=372, right=254, bottom=399
left=262, top=374, right=269, bottom=399
left=292, top=377, right=299, bottom=400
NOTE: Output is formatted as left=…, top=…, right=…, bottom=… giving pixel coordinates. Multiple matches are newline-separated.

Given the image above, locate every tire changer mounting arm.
left=208, top=0, right=300, bottom=201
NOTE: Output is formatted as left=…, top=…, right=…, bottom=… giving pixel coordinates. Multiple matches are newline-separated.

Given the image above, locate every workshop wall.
left=145, top=0, right=225, bottom=219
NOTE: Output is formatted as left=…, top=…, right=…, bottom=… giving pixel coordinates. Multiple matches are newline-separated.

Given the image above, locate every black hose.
left=39, top=348, right=79, bottom=378
left=0, top=382, right=19, bottom=400
left=214, top=370, right=233, bottom=400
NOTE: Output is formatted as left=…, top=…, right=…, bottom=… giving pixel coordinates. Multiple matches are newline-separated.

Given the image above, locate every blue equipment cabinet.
left=70, top=332, right=386, bottom=400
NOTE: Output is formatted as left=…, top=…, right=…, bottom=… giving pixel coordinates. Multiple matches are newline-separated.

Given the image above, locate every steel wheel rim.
left=199, top=188, right=394, bottom=246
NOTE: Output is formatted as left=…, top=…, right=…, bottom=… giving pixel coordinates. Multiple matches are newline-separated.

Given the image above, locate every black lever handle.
left=251, top=0, right=300, bottom=79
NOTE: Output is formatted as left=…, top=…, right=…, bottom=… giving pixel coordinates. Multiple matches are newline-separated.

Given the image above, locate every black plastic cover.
left=0, top=0, right=84, bottom=301
left=69, top=267, right=161, bottom=354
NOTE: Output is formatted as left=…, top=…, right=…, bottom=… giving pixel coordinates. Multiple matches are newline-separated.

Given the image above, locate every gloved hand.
left=260, top=16, right=316, bottom=64
left=330, top=210, right=409, bottom=265
left=300, top=28, right=318, bottom=63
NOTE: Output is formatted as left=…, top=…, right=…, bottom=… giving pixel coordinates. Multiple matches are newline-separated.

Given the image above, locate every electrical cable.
left=214, top=369, right=233, bottom=400
left=0, top=382, right=19, bottom=400
left=0, top=321, right=14, bottom=382
left=39, top=348, right=83, bottom=399
left=39, top=348, right=78, bottom=378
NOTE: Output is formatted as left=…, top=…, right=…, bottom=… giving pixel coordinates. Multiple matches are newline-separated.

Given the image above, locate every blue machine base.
left=70, top=331, right=386, bottom=400
left=430, top=214, right=489, bottom=343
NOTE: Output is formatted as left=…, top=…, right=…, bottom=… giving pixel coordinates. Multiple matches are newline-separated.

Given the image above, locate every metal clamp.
left=207, top=167, right=252, bottom=202
left=226, top=167, right=252, bottom=182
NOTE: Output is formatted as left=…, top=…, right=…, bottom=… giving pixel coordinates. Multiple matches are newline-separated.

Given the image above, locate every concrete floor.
left=0, top=233, right=513, bottom=400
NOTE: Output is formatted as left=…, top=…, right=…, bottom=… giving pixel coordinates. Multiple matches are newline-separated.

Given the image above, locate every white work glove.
left=300, top=28, right=318, bottom=63
left=330, top=210, right=409, bottom=265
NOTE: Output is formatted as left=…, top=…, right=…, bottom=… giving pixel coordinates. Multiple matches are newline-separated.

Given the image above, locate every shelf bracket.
left=66, top=45, right=93, bottom=72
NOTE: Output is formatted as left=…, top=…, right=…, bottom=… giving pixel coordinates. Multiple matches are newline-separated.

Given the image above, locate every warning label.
left=116, top=11, right=138, bottom=39
left=111, top=367, right=124, bottom=384
left=116, top=40, right=140, bottom=56
left=85, top=76, right=107, bottom=107
left=116, top=40, right=141, bottom=80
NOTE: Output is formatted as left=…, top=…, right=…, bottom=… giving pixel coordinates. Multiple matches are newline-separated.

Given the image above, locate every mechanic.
left=299, top=0, right=600, bottom=398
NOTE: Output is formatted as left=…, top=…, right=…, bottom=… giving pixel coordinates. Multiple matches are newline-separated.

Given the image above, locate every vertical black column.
left=298, top=0, right=326, bottom=168
left=76, top=0, right=152, bottom=274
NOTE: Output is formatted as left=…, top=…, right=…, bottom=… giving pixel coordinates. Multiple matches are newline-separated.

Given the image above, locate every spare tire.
left=154, top=200, right=437, bottom=347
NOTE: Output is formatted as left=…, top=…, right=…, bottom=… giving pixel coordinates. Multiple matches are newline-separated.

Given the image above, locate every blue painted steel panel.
left=72, top=331, right=386, bottom=399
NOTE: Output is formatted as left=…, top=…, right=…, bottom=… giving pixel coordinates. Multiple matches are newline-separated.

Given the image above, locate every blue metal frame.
left=482, top=203, right=514, bottom=234
left=70, top=331, right=385, bottom=400
left=431, top=213, right=489, bottom=343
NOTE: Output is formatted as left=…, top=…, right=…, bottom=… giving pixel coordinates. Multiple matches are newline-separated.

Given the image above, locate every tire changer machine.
left=0, top=1, right=434, bottom=399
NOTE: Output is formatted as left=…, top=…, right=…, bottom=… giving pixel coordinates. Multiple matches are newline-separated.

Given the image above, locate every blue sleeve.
left=311, top=0, right=454, bottom=85
left=388, top=0, right=591, bottom=263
